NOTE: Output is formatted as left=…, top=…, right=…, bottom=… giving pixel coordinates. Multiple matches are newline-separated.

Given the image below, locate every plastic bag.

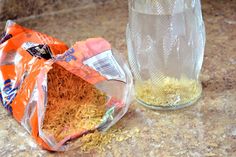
left=0, top=21, right=133, bottom=151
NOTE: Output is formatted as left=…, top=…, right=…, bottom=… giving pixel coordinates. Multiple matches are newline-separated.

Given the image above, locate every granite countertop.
left=0, top=0, right=236, bottom=156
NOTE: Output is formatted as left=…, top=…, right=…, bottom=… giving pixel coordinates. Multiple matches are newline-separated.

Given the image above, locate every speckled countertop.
left=0, top=0, right=236, bottom=157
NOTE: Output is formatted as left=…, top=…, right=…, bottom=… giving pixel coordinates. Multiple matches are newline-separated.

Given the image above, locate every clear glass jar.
left=126, top=0, right=206, bottom=110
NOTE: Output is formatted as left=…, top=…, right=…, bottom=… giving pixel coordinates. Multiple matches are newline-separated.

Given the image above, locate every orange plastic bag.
left=0, top=21, right=133, bottom=151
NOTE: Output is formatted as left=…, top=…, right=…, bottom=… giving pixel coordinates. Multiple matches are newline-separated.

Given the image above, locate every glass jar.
left=126, top=0, right=206, bottom=110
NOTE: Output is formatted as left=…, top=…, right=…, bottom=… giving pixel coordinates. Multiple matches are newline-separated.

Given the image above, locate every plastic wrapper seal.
left=0, top=21, right=133, bottom=151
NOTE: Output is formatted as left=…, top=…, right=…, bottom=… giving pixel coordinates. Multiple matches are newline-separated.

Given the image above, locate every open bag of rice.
left=0, top=21, right=133, bottom=151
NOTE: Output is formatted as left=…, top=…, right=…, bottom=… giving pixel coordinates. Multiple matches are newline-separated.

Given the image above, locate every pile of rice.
left=42, top=64, right=107, bottom=142
left=136, top=76, right=202, bottom=106
left=41, top=64, right=140, bottom=152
